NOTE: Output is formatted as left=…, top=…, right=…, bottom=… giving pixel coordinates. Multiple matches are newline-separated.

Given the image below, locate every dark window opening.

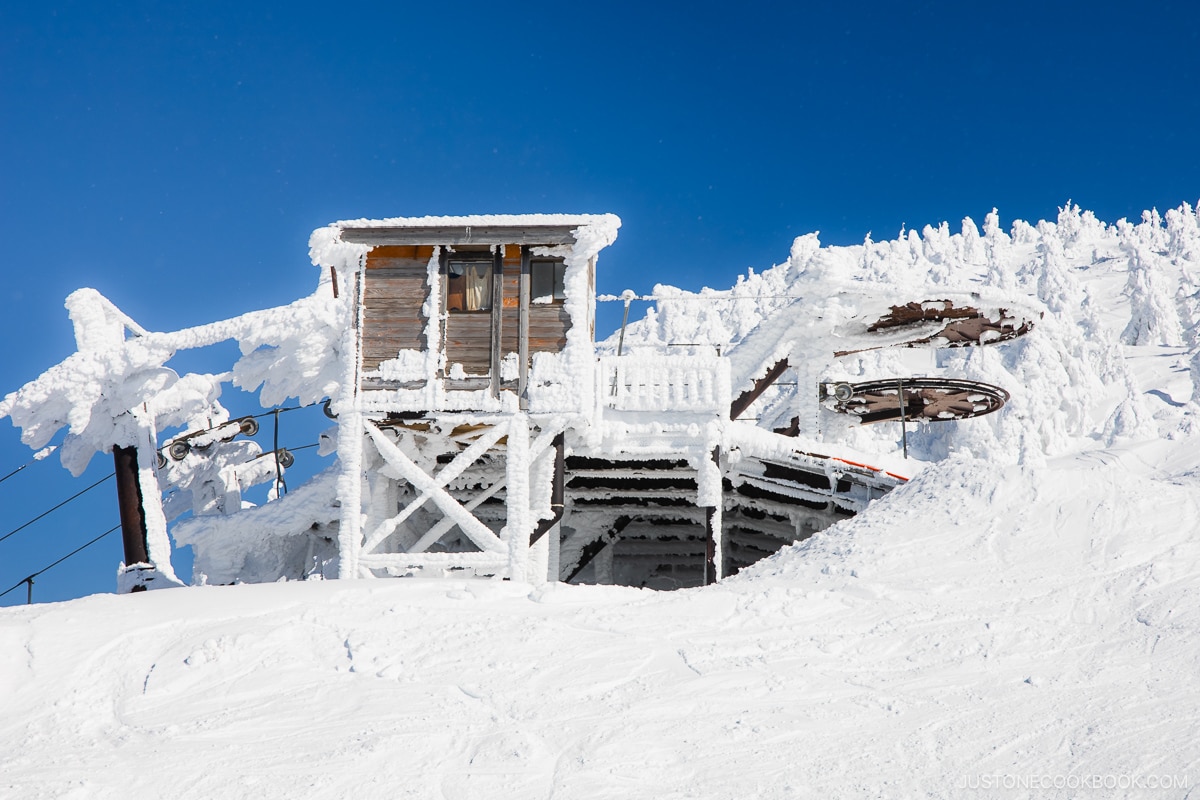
left=530, top=259, right=566, bottom=304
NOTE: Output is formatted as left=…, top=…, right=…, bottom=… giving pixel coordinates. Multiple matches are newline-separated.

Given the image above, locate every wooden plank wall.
left=444, top=313, right=492, bottom=375
left=529, top=304, right=570, bottom=352
left=361, top=243, right=576, bottom=381
left=362, top=246, right=431, bottom=372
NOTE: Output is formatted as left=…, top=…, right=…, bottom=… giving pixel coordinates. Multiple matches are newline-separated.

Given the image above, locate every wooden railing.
left=598, top=355, right=731, bottom=414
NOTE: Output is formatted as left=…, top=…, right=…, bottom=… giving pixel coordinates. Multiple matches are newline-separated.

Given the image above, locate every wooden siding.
left=502, top=244, right=523, bottom=272
left=366, top=245, right=436, bottom=265
left=444, top=312, right=492, bottom=375
left=500, top=270, right=520, bottom=357
left=359, top=244, right=576, bottom=386
left=529, top=304, right=570, bottom=352
left=361, top=246, right=433, bottom=372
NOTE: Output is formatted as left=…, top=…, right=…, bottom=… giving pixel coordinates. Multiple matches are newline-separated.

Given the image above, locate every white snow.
left=4, top=203, right=1200, bottom=797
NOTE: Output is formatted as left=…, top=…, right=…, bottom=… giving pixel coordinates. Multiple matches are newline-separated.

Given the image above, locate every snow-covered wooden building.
left=302, top=214, right=911, bottom=589
left=2, top=213, right=1030, bottom=593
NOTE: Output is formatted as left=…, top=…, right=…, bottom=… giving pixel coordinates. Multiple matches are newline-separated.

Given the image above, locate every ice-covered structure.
left=295, top=214, right=927, bottom=589
left=2, top=212, right=1046, bottom=592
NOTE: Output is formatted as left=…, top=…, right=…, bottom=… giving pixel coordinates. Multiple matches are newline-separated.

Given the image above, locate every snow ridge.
left=612, top=203, right=1200, bottom=464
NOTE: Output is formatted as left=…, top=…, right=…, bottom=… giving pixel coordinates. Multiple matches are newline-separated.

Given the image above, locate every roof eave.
left=338, top=224, right=580, bottom=247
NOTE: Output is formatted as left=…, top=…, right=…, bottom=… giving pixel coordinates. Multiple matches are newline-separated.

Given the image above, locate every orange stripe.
left=829, top=456, right=909, bottom=482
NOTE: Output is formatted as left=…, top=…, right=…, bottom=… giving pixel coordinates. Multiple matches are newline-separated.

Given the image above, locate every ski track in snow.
left=5, top=205, right=1200, bottom=798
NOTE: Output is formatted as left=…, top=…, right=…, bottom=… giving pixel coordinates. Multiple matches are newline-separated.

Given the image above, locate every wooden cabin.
left=318, top=215, right=618, bottom=413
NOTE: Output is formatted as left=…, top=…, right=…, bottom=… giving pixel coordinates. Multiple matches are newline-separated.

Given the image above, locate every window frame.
left=442, top=252, right=495, bottom=313
left=529, top=257, right=567, bottom=305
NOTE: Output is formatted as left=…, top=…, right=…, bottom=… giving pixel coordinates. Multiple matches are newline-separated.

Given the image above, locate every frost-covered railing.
left=598, top=355, right=731, bottom=414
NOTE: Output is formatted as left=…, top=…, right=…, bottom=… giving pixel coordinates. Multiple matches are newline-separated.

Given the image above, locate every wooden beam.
left=490, top=249, right=503, bottom=398
left=565, top=516, right=632, bottom=583
left=704, top=445, right=722, bottom=585
left=530, top=432, right=565, bottom=545
left=730, top=358, right=790, bottom=420
left=362, top=421, right=507, bottom=555
left=340, top=225, right=579, bottom=246
left=518, top=246, right=531, bottom=407
left=406, top=479, right=507, bottom=554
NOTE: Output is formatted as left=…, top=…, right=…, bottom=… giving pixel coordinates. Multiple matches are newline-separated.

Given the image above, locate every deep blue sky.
left=3, top=1, right=1199, bottom=605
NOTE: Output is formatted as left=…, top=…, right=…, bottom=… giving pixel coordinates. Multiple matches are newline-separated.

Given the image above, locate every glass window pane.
left=553, top=261, right=566, bottom=300
left=531, top=259, right=566, bottom=304
left=531, top=260, right=553, bottom=303
left=447, top=259, right=491, bottom=311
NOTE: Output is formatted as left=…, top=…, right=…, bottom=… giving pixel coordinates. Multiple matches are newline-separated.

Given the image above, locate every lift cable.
left=159, top=403, right=315, bottom=445
left=0, top=439, right=324, bottom=603
left=0, top=524, right=121, bottom=604
left=0, top=472, right=115, bottom=546
left=0, top=447, right=58, bottom=490
left=0, top=461, right=32, bottom=488
left=247, top=404, right=309, bottom=420
left=597, top=294, right=809, bottom=302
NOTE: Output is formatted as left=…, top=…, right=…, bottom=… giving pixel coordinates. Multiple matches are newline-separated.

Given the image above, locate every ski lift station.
left=1, top=214, right=1032, bottom=594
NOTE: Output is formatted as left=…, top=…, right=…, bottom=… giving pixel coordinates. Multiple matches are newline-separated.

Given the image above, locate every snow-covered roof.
left=325, top=213, right=621, bottom=246
left=333, top=212, right=619, bottom=229
left=308, top=213, right=621, bottom=282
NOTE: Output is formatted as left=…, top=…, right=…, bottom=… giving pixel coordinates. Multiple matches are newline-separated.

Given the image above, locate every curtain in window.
left=447, top=260, right=491, bottom=311
left=464, top=263, right=489, bottom=310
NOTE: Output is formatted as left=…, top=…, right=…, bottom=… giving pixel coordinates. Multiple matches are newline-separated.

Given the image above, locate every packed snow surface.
left=5, top=204, right=1200, bottom=797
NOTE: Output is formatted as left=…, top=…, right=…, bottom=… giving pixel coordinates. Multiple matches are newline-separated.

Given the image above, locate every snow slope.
left=4, top=205, right=1200, bottom=798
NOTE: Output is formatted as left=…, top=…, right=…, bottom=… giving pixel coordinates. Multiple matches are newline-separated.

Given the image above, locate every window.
left=530, top=258, right=566, bottom=304
left=445, top=258, right=492, bottom=312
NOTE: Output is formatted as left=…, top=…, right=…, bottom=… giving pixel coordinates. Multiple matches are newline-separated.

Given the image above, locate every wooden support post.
left=703, top=446, right=722, bottom=586
left=705, top=507, right=717, bottom=586
left=506, top=413, right=531, bottom=582
left=489, top=248, right=504, bottom=398
left=528, top=429, right=566, bottom=585
left=548, top=518, right=561, bottom=583
left=530, top=431, right=565, bottom=545
left=518, top=246, right=530, bottom=408
left=113, top=444, right=150, bottom=592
